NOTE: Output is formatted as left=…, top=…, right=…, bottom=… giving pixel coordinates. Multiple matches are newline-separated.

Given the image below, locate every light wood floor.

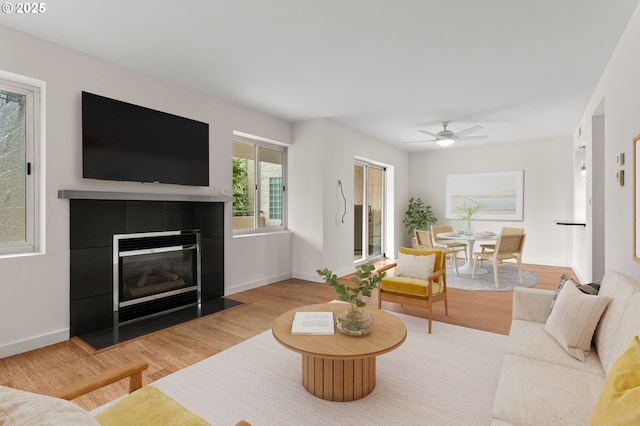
left=0, top=263, right=573, bottom=410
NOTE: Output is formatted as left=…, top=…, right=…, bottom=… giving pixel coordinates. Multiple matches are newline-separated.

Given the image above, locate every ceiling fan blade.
left=459, top=135, right=488, bottom=141
left=417, top=130, right=441, bottom=138
left=402, top=139, right=436, bottom=144
left=454, top=125, right=483, bottom=138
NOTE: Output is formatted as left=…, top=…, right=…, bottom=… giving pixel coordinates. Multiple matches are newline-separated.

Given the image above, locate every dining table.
left=436, top=232, right=497, bottom=275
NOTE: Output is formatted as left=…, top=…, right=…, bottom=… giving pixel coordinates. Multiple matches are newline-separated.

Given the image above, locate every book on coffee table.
left=291, top=311, right=335, bottom=335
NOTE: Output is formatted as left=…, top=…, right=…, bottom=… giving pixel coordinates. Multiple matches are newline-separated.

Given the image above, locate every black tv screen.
left=82, top=91, right=209, bottom=186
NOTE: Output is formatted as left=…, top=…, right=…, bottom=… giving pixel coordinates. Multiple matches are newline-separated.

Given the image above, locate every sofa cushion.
left=380, top=276, right=442, bottom=297
left=604, top=292, right=640, bottom=374
left=512, top=287, right=555, bottom=323
left=492, top=354, right=605, bottom=426
left=590, top=336, right=640, bottom=426
left=545, top=280, right=610, bottom=361
left=0, top=385, right=99, bottom=425
left=507, top=320, right=604, bottom=377
left=594, top=270, right=640, bottom=372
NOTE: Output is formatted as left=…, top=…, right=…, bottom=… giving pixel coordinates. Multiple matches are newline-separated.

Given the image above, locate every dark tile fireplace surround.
left=59, top=190, right=235, bottom=346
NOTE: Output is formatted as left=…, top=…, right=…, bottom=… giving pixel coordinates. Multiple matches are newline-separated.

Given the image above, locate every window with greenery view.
left=0, top=73, right=42, bottom=255
left=232, top=137, right=286, bottom=232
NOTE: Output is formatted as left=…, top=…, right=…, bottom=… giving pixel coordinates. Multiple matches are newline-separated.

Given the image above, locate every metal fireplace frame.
left=113, top=229, right=201, bottom=324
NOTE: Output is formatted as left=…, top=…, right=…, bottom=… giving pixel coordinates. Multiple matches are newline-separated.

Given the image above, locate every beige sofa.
left=491, top=270, right=640, bottom=425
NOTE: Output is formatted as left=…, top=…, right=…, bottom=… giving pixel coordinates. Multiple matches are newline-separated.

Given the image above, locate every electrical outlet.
left=304, top=256, right=308, bottom=265
left=221, top=186, right=230, bottom=196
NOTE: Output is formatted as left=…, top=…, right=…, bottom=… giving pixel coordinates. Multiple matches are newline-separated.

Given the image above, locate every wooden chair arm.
left=427, top=267, right=445, bottom=282
left=377, top=262, right=397, bottom=274
left=46, top=360, right=149, bottom=401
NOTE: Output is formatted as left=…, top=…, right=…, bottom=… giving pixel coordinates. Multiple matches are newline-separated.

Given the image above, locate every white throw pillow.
left=545, top=280, right=611, bottom=361
left=395, top=252, right=435, bottom=279
left=0, top=385, right=99, bottom=425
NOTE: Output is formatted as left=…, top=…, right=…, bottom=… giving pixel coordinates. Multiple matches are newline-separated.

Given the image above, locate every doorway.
left=354, top=162, right=385, bottom=263
left=591, top=108, right=605, bottom=281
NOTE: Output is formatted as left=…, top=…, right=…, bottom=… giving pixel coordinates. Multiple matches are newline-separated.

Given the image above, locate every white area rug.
left=446, top=261, right=539, bottom=291
left=100, top=312, right=507, bottom=425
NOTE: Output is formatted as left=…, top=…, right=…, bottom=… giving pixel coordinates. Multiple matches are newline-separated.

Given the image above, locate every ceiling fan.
left=404, top=122, right=487, bottom=147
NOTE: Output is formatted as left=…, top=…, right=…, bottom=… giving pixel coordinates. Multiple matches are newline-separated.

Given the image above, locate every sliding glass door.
left=354, top=162, right=385, bottom=263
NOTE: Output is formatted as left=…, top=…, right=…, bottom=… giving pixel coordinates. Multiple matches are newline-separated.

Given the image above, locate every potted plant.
left=317, top=264, right=385, bottom=336
left=458, top=203, right=485, bottom=235
left=403, top=197, right=437, bottom=236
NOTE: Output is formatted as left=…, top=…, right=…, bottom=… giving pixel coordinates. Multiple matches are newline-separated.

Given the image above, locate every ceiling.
left=1, top=0, right=638, bottom=151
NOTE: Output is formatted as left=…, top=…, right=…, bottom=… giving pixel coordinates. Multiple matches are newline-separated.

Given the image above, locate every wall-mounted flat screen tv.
left=82, top=91, right=209, bottom=186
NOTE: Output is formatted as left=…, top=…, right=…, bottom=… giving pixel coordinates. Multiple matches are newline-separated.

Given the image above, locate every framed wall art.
left=445, top=170, right=524, bottom=221
left=634, top=134, right=640, bottom=262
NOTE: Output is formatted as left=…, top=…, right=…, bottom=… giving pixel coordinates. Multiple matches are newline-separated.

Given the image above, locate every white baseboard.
left=523, top=257, right=571, bottom=268
left=294, top=266, right=356, bottom=283
left=0, top=329, right=69, bottom=359
left=292, top=271, right=323, bottom=282
left=225, top=272, right=294, bottom=296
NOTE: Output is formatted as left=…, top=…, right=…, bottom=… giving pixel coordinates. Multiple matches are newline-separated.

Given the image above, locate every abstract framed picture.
left=445, top=170, right=524, bottom=221
left=634, top=134, right=640, bottom=262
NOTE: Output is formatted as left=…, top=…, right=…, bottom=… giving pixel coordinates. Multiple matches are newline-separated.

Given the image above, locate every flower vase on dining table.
left=465, top=221, right=473, bottom=236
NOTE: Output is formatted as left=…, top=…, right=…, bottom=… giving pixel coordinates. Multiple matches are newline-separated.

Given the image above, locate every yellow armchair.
left=377, top=247, right=448, bottom=333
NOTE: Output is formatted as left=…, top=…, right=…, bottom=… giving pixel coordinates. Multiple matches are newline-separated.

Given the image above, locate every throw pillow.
left=550, top=274, right=574, bottom=312
left=545, top=281, right=611, bottom=361
left=550, top=274, right=601, bottom=313
left=0, top=385, right=99, bottom=425
left=395, top=252, right=435, bottom=280
left=578, top=282, right=601, bottom=295
left=590, top=336, right=640, bottom=425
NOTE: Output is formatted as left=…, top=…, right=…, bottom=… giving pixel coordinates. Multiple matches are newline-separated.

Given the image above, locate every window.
left=0, top=71, right=43, bottom=255
left=232, top=136, right=286, bottom=233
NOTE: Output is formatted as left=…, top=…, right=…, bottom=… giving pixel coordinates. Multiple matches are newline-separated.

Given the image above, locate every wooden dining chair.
left=472, top=233, right=526, bottom=288
left=478, top=227, right=524, bottom=266
left=414, top=229, right=459, bottom=276
left=430, top=225, right=467, bottom=261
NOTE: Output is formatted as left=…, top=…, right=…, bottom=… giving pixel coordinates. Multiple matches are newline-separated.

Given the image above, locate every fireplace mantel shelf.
left=58, top=189, right=234, bottom=203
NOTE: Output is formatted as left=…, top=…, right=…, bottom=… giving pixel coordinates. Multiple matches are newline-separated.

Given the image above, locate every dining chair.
left=430, top=225, right=467, bottom=261
left=414, top=229, right=459, bottom=276
left=377, top=247, right=448, bottom=333
left=478, top=226, right=524, bottom=266
left=472, top=233, right=526, bottom=288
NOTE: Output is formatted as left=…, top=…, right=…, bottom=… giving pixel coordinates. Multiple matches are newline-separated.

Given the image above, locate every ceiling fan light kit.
left=436, top=138, right=455, bottom=147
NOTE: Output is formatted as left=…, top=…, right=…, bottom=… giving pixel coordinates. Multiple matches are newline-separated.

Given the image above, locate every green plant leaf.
left=403, top=197, right=438, bottom=235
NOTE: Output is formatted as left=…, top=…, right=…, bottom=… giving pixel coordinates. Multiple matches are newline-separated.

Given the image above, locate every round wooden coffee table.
left=272, top=303, right=407, bottom=402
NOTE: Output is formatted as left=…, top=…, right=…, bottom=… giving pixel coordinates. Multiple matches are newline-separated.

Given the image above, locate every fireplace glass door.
left=120, top=246, right=196, bottom=305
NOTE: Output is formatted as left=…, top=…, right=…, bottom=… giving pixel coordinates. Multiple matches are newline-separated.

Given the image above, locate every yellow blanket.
left=95, top=385, right=209, bottom=426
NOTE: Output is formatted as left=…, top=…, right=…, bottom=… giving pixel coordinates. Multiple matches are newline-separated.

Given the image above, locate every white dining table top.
left=436, top=232, right=497, bottom=241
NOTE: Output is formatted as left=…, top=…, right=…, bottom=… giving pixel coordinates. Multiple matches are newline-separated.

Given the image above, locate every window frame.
left=232, top=135, right=287, bottom=235
left=0, top=70, right=44, bottom=256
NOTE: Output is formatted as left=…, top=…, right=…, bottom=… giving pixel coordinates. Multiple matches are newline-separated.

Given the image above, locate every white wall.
left=573, top=3, right=640, bottom=282
left=0, top=26, right=293, bottom=357
left=289, top=119, right=409, bottom=281
left=288, top=120, right=326, bottom=281
left=408, top=138, right=574, bottom=266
